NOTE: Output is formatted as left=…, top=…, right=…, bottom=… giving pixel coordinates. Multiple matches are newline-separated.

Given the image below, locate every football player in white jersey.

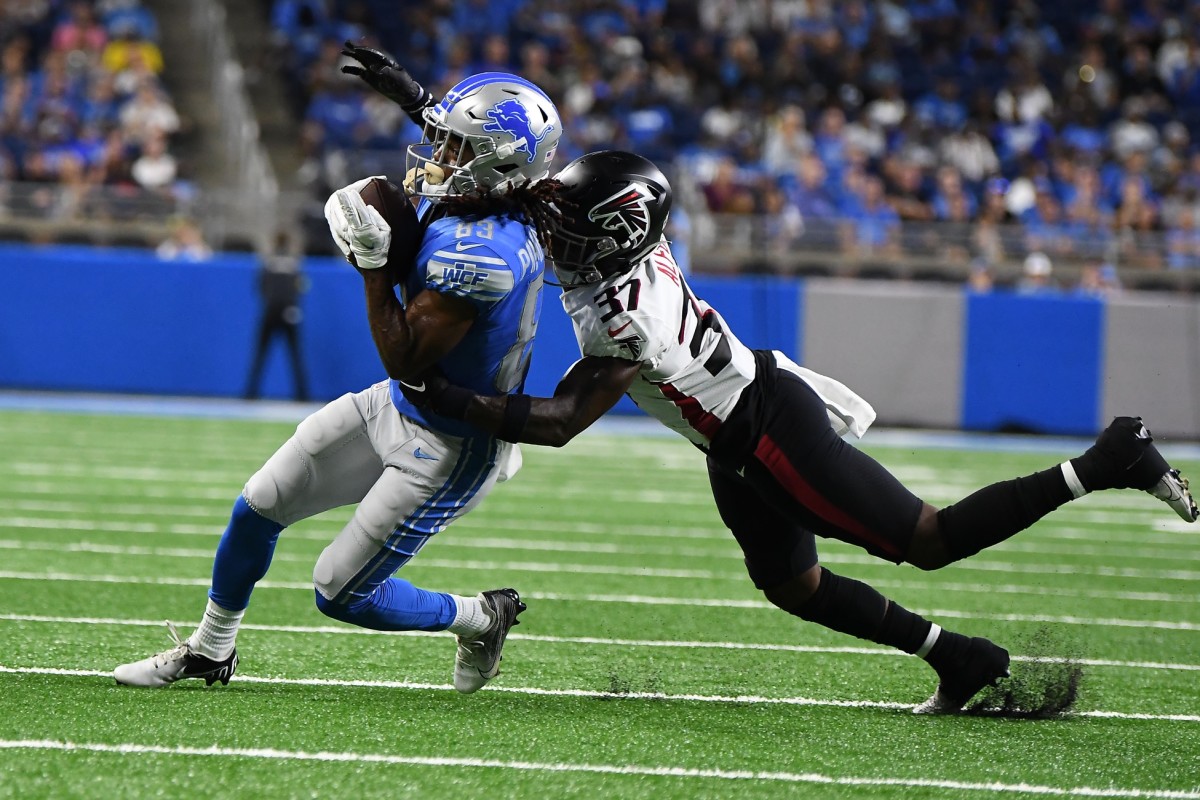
left=113, top=56, right=566, bottom=694
left=402, top=150, right=1199, bottom=714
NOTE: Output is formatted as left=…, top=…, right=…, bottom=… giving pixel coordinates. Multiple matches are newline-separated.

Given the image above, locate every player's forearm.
left=360, top=270, right=418, bottom=379
left=463, top=394, right=589, bottom=447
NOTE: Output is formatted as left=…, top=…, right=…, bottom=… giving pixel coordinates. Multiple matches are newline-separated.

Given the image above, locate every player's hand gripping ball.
left=325, top=176, right=422, bottom=281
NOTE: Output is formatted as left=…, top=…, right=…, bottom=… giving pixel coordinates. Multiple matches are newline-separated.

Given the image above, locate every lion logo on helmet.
left=483, top=99, right=554, bottom=164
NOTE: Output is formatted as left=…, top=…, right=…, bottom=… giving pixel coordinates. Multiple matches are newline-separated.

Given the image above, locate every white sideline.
left=2, top=739, right=1197, bottom=798
left=2, top=665, right=1199, bottom=725
left=4, top=613, right=1200, bottom=673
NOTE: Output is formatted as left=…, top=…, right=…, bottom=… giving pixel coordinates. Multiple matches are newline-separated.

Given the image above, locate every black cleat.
left=453, top=588, right=526, bottom=693
left=1083, top=416, right=1198, bottom=522
left=913, top=637, right=1010, bottom=715
left=113, top=622, right=238, bottom=688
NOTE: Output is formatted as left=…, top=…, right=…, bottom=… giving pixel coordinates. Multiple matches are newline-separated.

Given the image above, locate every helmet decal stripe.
left=436, top=72, right=554, bottom=113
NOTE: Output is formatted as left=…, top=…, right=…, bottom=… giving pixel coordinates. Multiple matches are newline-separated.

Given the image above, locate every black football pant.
left=707, top=351, right=924, bottom=589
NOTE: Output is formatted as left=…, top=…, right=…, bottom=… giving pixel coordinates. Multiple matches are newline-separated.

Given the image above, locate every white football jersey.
left=559, top=240, right=757, bottom=446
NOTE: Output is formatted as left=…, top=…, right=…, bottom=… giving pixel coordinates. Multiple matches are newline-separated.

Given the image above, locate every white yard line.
left=5, top=511, right=1200, bottom=561
left=0, top=570, right=1197, bottom=630
left=1, top=739, right=1198, bottom=798
left=4, top=524, right=1200, bottom=584
left=1, top=666, right=1198, bottom=727
left=2, top=613, right=1198, bottom=673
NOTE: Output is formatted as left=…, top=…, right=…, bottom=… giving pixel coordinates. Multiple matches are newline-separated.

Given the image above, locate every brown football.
left=357, top=176, right=422, bottom=280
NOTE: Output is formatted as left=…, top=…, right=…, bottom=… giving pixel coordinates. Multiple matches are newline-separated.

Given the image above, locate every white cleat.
left=453, top=588, right=526, bottom=694
left=1147, top=468, right=1199, bottom=523
left=113, top=621, right=238, bottom=688
left=913, top=689, right=963, bottom=716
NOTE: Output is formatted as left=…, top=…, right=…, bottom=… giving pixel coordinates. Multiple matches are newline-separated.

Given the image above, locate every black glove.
left=341, top=41, right=434, bottom=114
left=398, top=370, right=473, bottom=419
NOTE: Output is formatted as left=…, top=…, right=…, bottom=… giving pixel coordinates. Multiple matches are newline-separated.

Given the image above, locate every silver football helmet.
left=405, top=72, right=561, bottom=199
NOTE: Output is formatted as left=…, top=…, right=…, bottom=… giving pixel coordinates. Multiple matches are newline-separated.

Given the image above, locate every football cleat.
left=1147, top=468, right=1198, bottom=523
left=113, top=621, right=238, bottom=688
left=453, top=588, right=526, bottom=694
left=1084, top=416, right=1198, bottom=522
left=913, top=637, right=1010, bottom=715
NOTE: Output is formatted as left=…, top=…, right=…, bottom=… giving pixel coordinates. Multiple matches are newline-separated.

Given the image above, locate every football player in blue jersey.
left=113, top=57, right=565, bottom=693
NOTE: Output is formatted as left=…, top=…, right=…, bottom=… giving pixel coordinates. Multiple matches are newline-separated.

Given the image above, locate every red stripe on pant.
left=659, top=382, right=722, bottom=439
left=753, top=434, right=902, bottom=560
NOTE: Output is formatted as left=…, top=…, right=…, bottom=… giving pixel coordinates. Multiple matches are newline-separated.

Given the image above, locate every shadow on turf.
left=963, top=627, right=1084, bottom=720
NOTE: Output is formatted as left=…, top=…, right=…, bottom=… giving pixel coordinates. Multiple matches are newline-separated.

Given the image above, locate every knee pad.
left=242, top=443, right=305, bottom=525
left=244, top=394, right=364, bottom=524
left=312, top=523, right=386, bottom=604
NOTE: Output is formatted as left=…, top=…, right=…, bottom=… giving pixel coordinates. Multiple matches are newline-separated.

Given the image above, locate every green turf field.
left=1, top=407, right=1197, bottom=799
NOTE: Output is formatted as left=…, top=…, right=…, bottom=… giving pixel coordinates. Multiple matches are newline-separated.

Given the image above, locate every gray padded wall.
left=1101, top=294, right=1200, bottom=439
left=803, top=280, right=964, bottom=429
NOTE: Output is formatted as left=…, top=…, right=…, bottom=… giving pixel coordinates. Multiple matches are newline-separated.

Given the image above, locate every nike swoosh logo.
left=455, top=241, right=483, bottom=252
left=414, top=447, right=438, bottom=461
left=399, top=380, right=425, bottom=392
left=607, top=320, right=633, bottom=337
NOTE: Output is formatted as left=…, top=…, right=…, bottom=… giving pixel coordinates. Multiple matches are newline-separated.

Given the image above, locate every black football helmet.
left=549, top=150, right=672, bottom=286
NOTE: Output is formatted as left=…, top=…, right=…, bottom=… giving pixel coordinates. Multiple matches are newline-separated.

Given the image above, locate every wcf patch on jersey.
left=438, top=262, right=492, bottom=287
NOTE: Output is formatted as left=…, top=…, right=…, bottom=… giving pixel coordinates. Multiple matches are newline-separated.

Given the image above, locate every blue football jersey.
left=390, top=198, right=545, bottom=438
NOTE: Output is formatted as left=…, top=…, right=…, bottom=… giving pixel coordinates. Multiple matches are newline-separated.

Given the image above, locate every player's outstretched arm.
left=405, top=356, right=641, bottom=446
left=341, top=41, right=435, bottom=127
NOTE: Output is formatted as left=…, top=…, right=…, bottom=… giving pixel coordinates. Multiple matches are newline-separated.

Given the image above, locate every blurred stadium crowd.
left=5, top=0, right=1200, bottom=286
left=0, top=0, right=195, bottom=236
left=269, top=0, right=1200, bottom=285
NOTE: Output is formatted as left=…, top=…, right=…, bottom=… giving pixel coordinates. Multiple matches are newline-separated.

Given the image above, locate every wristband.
left=401, top=88, right=435, bottom=113
left=432, top=384, right=473, bottom=420
left=498, top=394, right=532, bottom=442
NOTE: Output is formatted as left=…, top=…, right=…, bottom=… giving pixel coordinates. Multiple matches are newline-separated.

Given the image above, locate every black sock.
left=1068, top=452, right=1109, bottom=492
left=936, top=466, right=1075, bottom=561
left=924, top=628, right=972, bottom=676
left=794, top=568, right=933, bottom=653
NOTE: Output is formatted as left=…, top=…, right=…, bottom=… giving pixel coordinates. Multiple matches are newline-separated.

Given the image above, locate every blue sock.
left=315, top=577, right=457, bottom=632
left=208, top=495, right=284, bottom=611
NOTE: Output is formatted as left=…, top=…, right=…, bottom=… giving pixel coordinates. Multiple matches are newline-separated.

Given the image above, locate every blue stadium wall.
left=2, top=244, right=1197, bottom=438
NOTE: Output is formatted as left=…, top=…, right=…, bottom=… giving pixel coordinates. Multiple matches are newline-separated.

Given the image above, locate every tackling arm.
left=410, top=355, right=641, bottom=446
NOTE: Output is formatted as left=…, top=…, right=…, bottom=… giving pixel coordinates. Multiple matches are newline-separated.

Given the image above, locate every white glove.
left=324, top=177, right=392, bottom=270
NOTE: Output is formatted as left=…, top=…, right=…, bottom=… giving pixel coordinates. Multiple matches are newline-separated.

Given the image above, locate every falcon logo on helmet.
left=588, top=183, right=656, bottom=251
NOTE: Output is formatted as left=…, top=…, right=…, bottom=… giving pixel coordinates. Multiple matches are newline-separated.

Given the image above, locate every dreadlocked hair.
left=437, top=179, right=566, bottom=251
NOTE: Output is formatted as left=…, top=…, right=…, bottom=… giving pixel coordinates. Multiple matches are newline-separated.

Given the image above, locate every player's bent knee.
left=314, top=589, right=351, bottom=621
left=762, top=564, right=823, bottom=612
left=243, top=439, right=311, bottom=524
left=905, top=508, right=951, bottom=570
